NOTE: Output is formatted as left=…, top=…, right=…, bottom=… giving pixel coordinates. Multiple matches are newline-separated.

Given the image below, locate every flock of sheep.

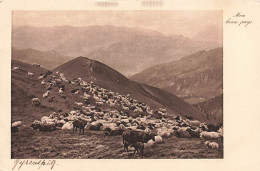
left=12, top=63, right=223, bottom=156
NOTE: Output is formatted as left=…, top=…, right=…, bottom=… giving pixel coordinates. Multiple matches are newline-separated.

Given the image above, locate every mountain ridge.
left=131, top=47, right=223, bottom=103
left=53, top=56, right=210, bottom=122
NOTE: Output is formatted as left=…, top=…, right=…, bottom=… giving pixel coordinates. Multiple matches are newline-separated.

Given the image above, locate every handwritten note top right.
left=225, top=12, right=252, bottom=27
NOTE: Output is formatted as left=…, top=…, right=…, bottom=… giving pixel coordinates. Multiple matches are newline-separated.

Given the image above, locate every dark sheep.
left=133, top=142, right=144, bottom=156
left=63, top=113, right=69, bottom=117
left=11, top=126, right=19, bottom=133
left=73, top=119, right=87, bottom=135
left=84, top=99, right=90, bottom=105
left=122, top=130, right=156, bottom=152
left=89, top=123, right=103, bottom=131
left=185, top=115, right=193, bottom=120
left=45, top=70, right=52, bottom=75
left=31, top=123, right=56, bottom=132
left=207, top=124, right=219, bottom=132
left=71, top=89, right=79, bottom=93
left=174, top=116, right=180, bottom=121
left=186, top=128, right=200, bottom=138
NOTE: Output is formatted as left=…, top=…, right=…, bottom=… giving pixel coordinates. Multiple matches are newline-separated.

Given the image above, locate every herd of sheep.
left=12, top=64, right=223, bottom=156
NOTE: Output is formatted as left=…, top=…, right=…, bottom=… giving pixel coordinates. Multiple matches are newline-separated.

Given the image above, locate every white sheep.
left=154, top=136, right=163, bottom=144
left=186, top=119, right=201, bottom=127
left=12, top=67, right=19, bottom=71
left=96, top=101, right=103, bottom=106
left=41, top=116, right=53, bottom=123
left=12, top=121, right=22, bottom=127
left=28, top=72, right=34, bottom=77
left=144, top=128, right=151, bottom=133
left=32, top=98, right=41, bottom=105
left=144, top=139, right=155, bottom=149
left=38, top=75, right=44, bottom=80
left=157, top=130, right=171, bottom=138
left=122, top=106, right=129, bottom=110
left=205, top=141, right=219, bottom=149
left=58, top=88, right=64, bottom=94
left=62, top=122, right=73, bottom=130
left=200, top=131, right=222, bottom=140
left=43, top=91, right=50, bottom=98
left=119, top=124, right=126, bottom=131
left=74, top=102, right=83, bottom=106
left=32, top=63, right=40, bottom=67
left=70, top=110, right=77, bottom=115
left=41, top=80, right=45, bottom=85
left=218, top=127, right=223, bottom=136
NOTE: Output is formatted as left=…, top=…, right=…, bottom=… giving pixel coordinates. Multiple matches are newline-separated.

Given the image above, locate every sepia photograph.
left=11, top=10, right=223, bottom=159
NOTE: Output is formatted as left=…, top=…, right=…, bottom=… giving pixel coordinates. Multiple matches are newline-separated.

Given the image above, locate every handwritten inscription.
left=225, top=12, right=252, bottom=27
left=12, top=159, right=57, bottom=170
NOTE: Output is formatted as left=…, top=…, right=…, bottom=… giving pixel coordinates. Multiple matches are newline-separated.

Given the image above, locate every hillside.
left=11, top=59, right=222, bottom=159
left=12, top=25, right=220, bottom=76
left=131, top=48, right=223, bottom=103
left=193, top=94, right=223, bottom=122
left=12, top=47, right=72, bottom=69
left=53, top=56, right=208, bottom=122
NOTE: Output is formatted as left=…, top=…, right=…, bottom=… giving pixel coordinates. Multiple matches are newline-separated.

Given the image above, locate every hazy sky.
left=13, top=10, right=222, bottom=39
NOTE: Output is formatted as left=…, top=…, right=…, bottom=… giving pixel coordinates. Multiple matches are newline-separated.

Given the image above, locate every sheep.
left=186, top=127, right=202, bottom=138
left=122, top=130, right=155, bottom=152
left=11, top=126, right=19, bottom=133
left=200, top=131, right=222, bottom=140
left=38, top=75, right=45, bottom=80
left=119, top=124, right=127, bottom=131
left=41, top=116, right=55, bottom=124
left=175, top=127, right=191, bottom=138
left=218, top=127, right=223, bottom=136
left=133, top=142, right=144, bottom=156
left=41, top=80, right=45, bottom=85
left=12, top=121, right=22, bottom=127
left=185, top=119, right=201, bottom=127
left=71, top=89, right=79, bottom=94
left=144, top=139, right=155, bottom=149
left=157, top=129, right=171, bottom=138
left=31, top=122, right=56, bottom=132
left=74, top=102, right=83, bottom=106
left=73, top=119, right=87, bottom=135
left=56, top=120, right=66, bottom=127
left=58, top=88, right=64, bottom=94
left=28, top=72, right=34, bottom=77
left=32, top=63, right=40, bottom=67
left=154, top=136, right=163, bottom=144
left=32, top=98, right=41, bottom=106
left=62, top=122, right=73, bottom=130
left=43, top=91, right=50, bottom=98
left=144, top=128, right=151, bottom=133
left=122, top=106, right=129, bottom=110
left=12, top=67, right=19, bottom=71
left=96, top=101, right=103, bottom=106
left=88, top=123, right=103, bottom=131
left=205, top=141, right=219, bottom=149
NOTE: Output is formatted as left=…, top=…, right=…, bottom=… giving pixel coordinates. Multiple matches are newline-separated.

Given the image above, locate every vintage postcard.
left=0, top=0, right=259, bottom=171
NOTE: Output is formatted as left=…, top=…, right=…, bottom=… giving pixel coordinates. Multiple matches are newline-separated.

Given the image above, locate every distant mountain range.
left=12, top=47, right=72, bottom=69
left=12, top=25, right=221, bottom=76
left=131, top=48, right=223, bottom=103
